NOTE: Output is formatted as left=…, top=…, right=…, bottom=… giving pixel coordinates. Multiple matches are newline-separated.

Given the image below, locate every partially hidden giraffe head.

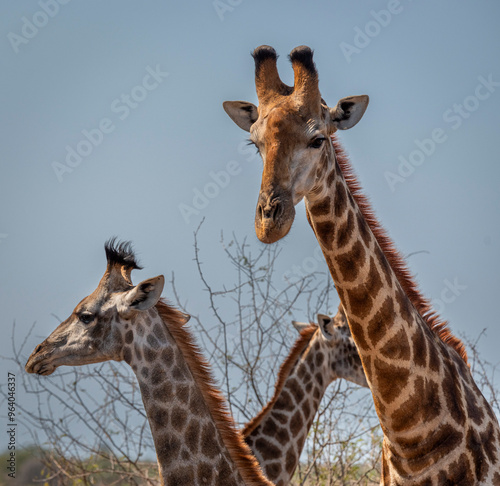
left=25, top=239, right=171, bottom=376
left=292, top=307, right=367, bottom=388
left=223, top=45, right=369, bottom=243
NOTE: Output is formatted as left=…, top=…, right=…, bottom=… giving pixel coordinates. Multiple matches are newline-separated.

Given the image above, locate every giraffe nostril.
left=258, top=198, right=282, bottom=222
left=259, top=202, right=273, bottom=220
left=34, top=344, right=42, bottom=355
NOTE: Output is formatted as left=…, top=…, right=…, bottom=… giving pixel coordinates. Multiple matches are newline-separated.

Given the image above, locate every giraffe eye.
left=309, top=137, right=325, bottom=149
left=79, top=312, right=94, bottom=324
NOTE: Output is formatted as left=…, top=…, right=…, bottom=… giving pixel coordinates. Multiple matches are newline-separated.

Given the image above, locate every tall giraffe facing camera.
left=224, top=45, right=500, bottom=484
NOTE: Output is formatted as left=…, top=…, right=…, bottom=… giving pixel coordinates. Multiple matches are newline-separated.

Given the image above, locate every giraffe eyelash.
left=246, top=139, right=260, bottom=154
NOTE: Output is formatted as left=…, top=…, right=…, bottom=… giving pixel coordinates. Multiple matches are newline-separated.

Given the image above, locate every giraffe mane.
left=155, top=300, right=273, bottom=486
left=332, top=136, right=468, bottom=363
left=242, top=324, right=318, bottom=437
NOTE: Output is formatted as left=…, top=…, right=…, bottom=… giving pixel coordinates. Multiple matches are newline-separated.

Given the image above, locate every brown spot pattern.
left=334, top=182, right=347, bottom=217
left=124, top=330, right=133, bottom=344
left=438, top=453, right=473, bottom=485
left=442, top=364, right=466, bottom=426
left=289, top=411, right=303, bottom=435
left=315, top=221, right=335, bottom=250
left=197, top=462, right=214, bottom=484
left=171, top=406, right=188, bottom=431
left=411, top=330, right=428, bottom=368
left=347, top=257, right=383, bottom=319
left=357, top=211, right=372, bottom=247
left=379, top=327, right=411, bottom=362
left=264, top=462, right=281, bottom=481
left=168, top=466, right=195, bottom=486
left=274, top=391, right=295, bottom=411
left=335, top=240, right=366, bottom=282
left=309, top=196, right=331, bottom=217
left=285, top=447, right=297, bottom=474
left=186, top=420, right=200, bottom=453
left=201, top=422, right=219, bottom=459
left=255, top=437, right=281, bottom=460
left=391, top=376, right=440, bottom=433
left=326, top=169, right=336, bottom=187
left=366, top=297, right=394, bottom=348
left=286, top=377, right=305, bottom=404
left=373, top=356, right=410, bottom=404
left=336, top=211, right=354, bottom=249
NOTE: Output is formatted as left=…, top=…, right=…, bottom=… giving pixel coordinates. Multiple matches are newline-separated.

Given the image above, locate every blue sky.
left=1, top=0, right=500, bottom=451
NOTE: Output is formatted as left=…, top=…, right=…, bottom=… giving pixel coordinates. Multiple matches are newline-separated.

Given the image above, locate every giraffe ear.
left=123, top=275, right=165, bottom=311
left=329, top=95, right=369, bottom=131
left=223, top=101, right=258, bottom=132
left=291, top=320, right=311, bottom=334
left=317, top=313, right=334, bottom=340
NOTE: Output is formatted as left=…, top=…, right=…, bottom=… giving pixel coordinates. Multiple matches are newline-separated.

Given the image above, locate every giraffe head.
left=292, top=307, right=367, bottom=388
left=223, top=45, right=368, bottom=243
left=25, top=240, right=167, bottom=376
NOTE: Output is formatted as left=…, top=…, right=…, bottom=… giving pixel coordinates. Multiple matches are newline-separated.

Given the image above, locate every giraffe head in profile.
left=223, top=45, right=368, bottom=243
left=291, top=308, right=367, bottom=388
left=25, top=239, right=166, bottom=376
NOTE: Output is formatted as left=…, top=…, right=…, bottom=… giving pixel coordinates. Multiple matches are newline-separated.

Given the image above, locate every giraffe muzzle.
left=25, top=335, right=69, bottom=375
left=25, top=346, right=57, bottom=375
left=255, top=191, right=295, bottom=243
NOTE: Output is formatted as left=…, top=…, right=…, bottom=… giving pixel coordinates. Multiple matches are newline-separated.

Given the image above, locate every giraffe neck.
left=305, top=137, right=453, bottom=425
left=303, top=138, right=500, bottom=481
left=243, top=324, right=368, bottom=485
left=124, top=302, right=273, bottom=486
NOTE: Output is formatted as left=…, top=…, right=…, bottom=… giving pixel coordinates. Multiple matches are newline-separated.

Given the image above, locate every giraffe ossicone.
left=224, top=45, right=500, bottom=484
left=25, top=239, right=274, bottom=486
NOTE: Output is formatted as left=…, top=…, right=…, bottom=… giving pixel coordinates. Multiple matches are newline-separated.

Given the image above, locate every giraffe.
left=25, top=240, right=275, bottom=486
left=243, top=306, right=368, bottom=485
left=223, top=45, right=500, bottom=484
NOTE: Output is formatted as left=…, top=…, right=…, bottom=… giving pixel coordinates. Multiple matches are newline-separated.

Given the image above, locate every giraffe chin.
left=255, top=215, right=294, bottom=244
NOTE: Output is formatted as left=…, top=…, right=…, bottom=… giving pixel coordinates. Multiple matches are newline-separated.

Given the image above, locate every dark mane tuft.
left=332, top=136, right=468, bottom=363
left=104, top=237, right=142, bottom=270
